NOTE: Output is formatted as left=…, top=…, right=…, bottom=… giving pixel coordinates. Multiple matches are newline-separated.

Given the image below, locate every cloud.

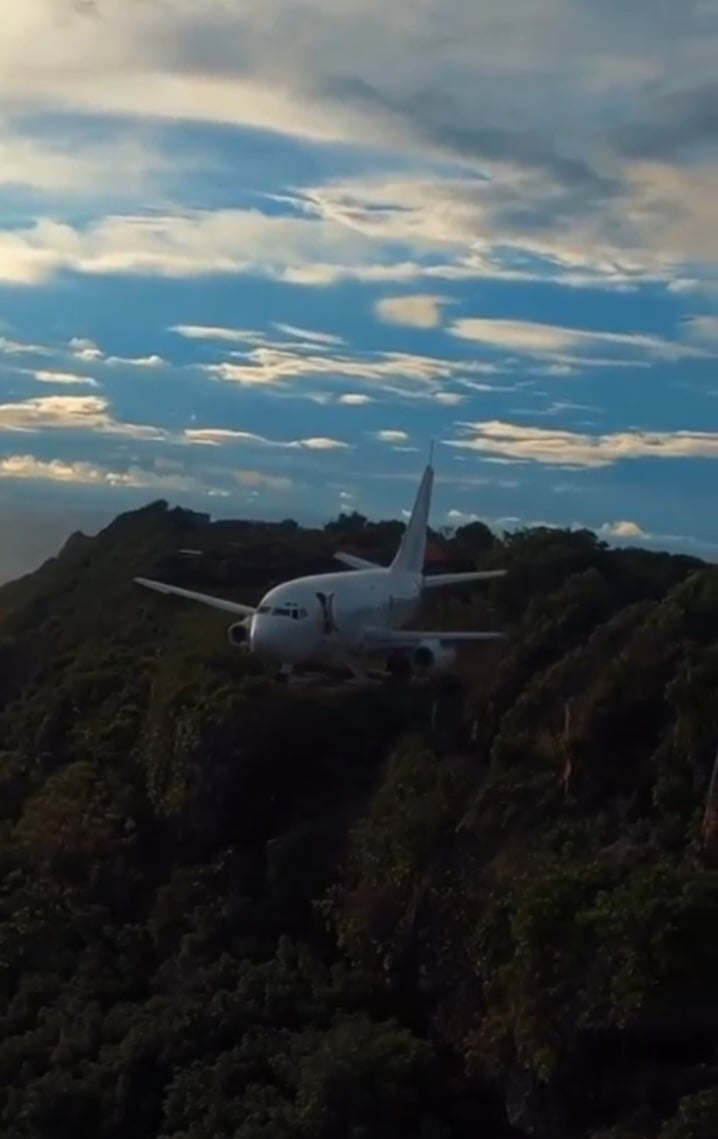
left=0, top=119, right=176, bottom=200
left=69, top=337, right=104, bottom=361
left=30, top=369, right=98, bottom=387
left=448, top=420, right=718, bottom=468
left=172, top=324, right=257, bottom=345
left=449, top=317, right=706, bottom=363
left=200, top=348, right=475, bottom=388
left=597, top=518, right=718, bottom=553
left=105, top=354, right=165, bottom=368
left=2, top=0, right=710, bottom=177
left=0, top=0, right=713, bottom=294
left=184, top=427, right=349, bottom=450
left=173, top=322, right=484, bottom=399
left=600, top=520, right=647, bottom=539
left=0, top=394, right=164, bottom=439
left=0, top=335, right=52, bottom=357
left=0, top=453, right=212, bottom=492
left=2, top=173, right=714, bottom=295
left=434, top=391, right=465, bottom=406
left=0, top=208, right=416, bottom=287
left=299, top=166, right=718, bottom=293
left=0, top=451, right=291, bottom=497
left=683, top=315, right=718, bottom=345
left=374, top=294, right=449, bottom=329
left=446, top=508, right=481, bottom=527
left=376, top=429, right=409, bottom=444
left=0, top=394, right=351, bottom=455
left=272, top=323, right=345, bottom=346
left=446, top=508, right=718, bottom=555
left=183, top=428, right=288, bottom=448
left=233, top=469, right=292, bottom=492
left=301, top=437, right=350, bottom=450
left=338, top=393, right=373, bottom=405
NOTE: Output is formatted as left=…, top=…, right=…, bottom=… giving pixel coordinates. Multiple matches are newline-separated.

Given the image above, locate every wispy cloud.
left=448, top=420, right=718, bottom=468
left=172, top=321, right=483, bottom=398
left=0, top=394, right=345, bottom=455
left=30, top=369, right=98, bottom=387
left=449, top=317, right=707, bottom=363
left=184, top=427, right=350, bottom=451
left=105, top=354, right=166, bottom=368
left=0, top=335, right=52, bottom=357
left=272, top=322, right=345, bottom=346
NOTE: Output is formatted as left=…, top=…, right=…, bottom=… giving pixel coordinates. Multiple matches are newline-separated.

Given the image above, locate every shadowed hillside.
left=0, top=500, right=716, bottom=1139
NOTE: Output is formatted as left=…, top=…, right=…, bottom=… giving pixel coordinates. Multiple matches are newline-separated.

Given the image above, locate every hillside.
left=0, top=500, right=716, bottom=1139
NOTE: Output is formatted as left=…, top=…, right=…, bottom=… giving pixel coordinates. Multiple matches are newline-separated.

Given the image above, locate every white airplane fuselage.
left=135, top=455, right=507, bottom=683
left=247, top=567, right=421, bottom=666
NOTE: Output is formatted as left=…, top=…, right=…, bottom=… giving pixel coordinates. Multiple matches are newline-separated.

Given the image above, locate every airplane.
left=134, top=453, right=507, bottom=686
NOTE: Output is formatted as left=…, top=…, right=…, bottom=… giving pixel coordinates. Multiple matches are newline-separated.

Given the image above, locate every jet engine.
left=411, top=639, right=456, bottom=674
left=227, top=620, right=250, bottom=651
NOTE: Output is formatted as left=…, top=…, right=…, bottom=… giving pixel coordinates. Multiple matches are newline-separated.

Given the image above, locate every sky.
left=0, top=0, right=716, bottom=581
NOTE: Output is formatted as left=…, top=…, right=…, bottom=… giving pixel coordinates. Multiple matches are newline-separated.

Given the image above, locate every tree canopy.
left=0, top=503, right=715, bottom=1138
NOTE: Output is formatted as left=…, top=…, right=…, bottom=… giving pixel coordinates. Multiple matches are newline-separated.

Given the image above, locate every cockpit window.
left=264, top=602, right=308, bottom=619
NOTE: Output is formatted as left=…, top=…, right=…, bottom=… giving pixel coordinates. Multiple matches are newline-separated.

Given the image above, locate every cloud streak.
left=449, top=317, right=708, bottom=362
left=30, top=369, right=98, bottom=387
left=449, top=420, right=718, bottom=468
left=172, top=321, right=486, bottom=399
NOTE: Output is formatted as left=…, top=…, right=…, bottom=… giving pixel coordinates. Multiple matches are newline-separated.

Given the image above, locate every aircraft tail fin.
left=390, top=459, right=434, bottom=575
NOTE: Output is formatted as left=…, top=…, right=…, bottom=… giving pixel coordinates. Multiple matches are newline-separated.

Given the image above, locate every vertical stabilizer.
left=390, top=460, right=434, bottom=575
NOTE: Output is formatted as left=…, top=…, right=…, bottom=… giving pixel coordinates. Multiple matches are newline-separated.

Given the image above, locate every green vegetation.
left=0, top=501, right=716, bottom=1138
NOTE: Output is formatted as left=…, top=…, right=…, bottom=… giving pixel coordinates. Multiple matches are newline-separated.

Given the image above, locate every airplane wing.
left=422, top=569, right=507, bottom=588
left=362, top=626, right=505, bottom=650
left=134, top=577, right=256, bottom=618
left=335, top=552, right=382, bottom=571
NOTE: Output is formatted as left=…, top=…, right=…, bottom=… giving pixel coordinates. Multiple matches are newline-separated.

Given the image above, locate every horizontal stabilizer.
left=134, top=577, right=256, bottom=618
left=363, top=627, right=505, bottom=651
left=335, top=552, right=382, bottom=571
left=422, top=569, right=507, bottom=589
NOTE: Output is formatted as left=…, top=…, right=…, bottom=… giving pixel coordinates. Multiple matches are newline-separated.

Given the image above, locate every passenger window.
left=258, top=604, right=271, bottom=614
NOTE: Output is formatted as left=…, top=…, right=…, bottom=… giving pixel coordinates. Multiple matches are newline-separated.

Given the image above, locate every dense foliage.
left=0, top=500, right=716, bottom=1138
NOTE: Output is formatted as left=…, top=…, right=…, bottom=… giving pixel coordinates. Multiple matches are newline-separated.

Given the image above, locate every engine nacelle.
left=227, top=621, right=250, bottom=651
left=411, top=639, right=457, bottom=674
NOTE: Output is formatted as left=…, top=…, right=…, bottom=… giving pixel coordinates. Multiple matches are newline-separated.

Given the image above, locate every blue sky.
left=0, top=0, right=716, bottom=579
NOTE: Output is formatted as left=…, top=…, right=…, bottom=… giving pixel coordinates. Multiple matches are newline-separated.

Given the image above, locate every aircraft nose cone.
left=250, top=616, right=284, bottom=663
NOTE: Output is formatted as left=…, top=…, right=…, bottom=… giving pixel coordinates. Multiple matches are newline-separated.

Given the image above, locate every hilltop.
left=0, top=501, right=716, bottom=1139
